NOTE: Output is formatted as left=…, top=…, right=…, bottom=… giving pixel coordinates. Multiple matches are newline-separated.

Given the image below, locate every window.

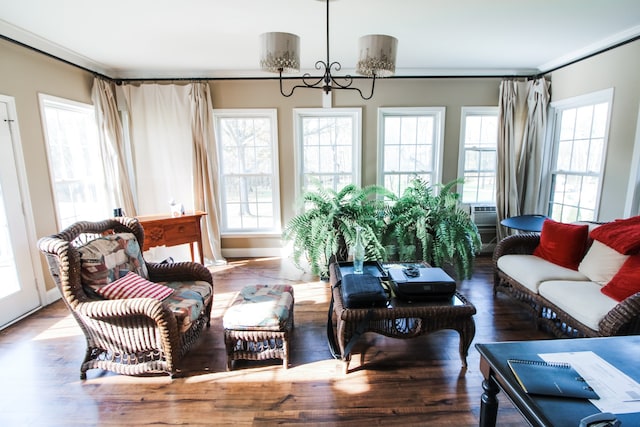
left=458, top=107, right=498, bottom=204
left=546, top=89, right=613, bottom=222
left=39, top=94, right=109, bottom=229
left=293, top=108, right=361, bottom=195
left=213, top=109, right=280, bottom=234
left=378, top=107, right=445, bottom=197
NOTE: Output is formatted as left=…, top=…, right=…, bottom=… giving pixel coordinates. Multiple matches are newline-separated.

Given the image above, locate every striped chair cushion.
left=95, top=271, right=174, bottom=300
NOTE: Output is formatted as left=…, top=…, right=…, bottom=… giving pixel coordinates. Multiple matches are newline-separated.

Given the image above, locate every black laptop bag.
left=340, top=273, right=387, bottom=308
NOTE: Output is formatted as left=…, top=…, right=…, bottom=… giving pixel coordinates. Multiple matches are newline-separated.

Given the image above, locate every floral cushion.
left=78, top=233, right=149, bottom=293
left=223, top=284, right=294, bottom=331
left=163, top=280, right=212, bottom=332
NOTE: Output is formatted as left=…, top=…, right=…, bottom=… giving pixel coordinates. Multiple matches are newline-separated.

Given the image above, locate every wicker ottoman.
left=223, top=284, right=294, bottom=370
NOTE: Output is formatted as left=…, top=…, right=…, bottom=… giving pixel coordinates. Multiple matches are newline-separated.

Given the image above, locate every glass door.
left=0, top=96, right=41, bottom=328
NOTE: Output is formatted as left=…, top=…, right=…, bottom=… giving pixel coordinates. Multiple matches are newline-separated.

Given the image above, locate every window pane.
left=559, top=109, right=576, bottom=140
left=214, top=110, right=280, bottom=233
left=380, top=108, right=444, bottom=198
left=574, top=105, right=594, bottom=140
left=459, top=109, right=498, bottom=204
left=296, top=109, right=360, bottom=196
left=587, top=138, right=604, bottom=173
left=548, top=92, right=610, bottom=222
left=41, top=96, right=109, bottom=229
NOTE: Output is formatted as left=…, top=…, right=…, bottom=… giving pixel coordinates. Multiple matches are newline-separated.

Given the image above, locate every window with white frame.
left=39, top=94, right=109, bottom=229
left=213, top=109, right=281, bottom=234
left=293, top=108, right=361, bottom=195
left=458, top=107, right=498, bottom=204
left=546, top=88, right=613, bottom=222
left=378, top=107, right=445, bottom=197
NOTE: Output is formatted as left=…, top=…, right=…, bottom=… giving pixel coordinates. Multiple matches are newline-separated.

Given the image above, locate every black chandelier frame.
left=276, top=0, right=378, bottom=100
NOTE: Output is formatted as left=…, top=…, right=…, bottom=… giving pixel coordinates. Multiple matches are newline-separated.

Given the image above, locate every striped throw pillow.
left=96, top=271, right=173, bottom=301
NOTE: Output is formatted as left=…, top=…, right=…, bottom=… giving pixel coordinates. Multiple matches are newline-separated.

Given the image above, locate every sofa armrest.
left=493, top=233, right=540, bottom=265
left=599, top=291, right=640, bottom=336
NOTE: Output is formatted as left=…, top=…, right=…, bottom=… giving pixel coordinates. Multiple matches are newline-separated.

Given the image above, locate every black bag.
left=341, top=273, right=387, bottom=308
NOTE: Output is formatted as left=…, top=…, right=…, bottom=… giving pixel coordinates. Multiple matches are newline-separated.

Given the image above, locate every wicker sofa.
left=38, top=217, right=213, bottom=379
left=493, top=220, right=640, bottom=338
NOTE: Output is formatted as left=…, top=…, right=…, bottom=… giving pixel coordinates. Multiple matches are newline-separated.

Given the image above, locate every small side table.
left=500, top=214, right=547, bottom=233
left=136, top=211, right=207, bottom=264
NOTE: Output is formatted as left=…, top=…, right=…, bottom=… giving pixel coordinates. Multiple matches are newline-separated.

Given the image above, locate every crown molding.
left=0, top=19, right=113, bottom=76
left=539, top=24, right=640, bottom=73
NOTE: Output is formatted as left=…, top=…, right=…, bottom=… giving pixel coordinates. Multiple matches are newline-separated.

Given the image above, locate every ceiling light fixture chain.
left=260, top=0, right=397, bottom=101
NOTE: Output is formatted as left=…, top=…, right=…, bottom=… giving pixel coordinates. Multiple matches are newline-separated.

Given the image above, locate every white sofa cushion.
left=578, top=240, right=629, bottom=285
left=497, top=254, right=589, bottom=293
left=538, top=280, right=619, bottom=331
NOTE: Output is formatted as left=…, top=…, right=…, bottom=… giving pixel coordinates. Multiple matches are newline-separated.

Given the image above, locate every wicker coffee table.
left=329, top=262, right=476, bottom=373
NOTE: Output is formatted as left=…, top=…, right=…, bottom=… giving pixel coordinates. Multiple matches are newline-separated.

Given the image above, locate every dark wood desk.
left=136, top=211, right=207, bottom=264
left=476, top=336, right=640, bottom=427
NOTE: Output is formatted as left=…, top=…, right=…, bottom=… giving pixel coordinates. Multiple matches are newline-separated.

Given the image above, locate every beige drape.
left=190, top=83, right=224, bottom=263
left=496, top=78, right=550, bottom=238
left=517, top=78, right=550, bottom=215
left=119, top=82, right=224, bottom=264
left=91, top=77, right=137, bottom=216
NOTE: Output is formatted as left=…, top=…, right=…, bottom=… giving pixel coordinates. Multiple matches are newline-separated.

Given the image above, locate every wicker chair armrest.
left=599, top=292, right=640, bottom=336
left=146, top=261, right=213, bottom=285
left=492, top=233, right=540, bottom=266
left=76, top=297, right=174, bottom=323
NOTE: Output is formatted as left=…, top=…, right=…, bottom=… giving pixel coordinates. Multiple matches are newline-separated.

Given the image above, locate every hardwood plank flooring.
left=0, top=256, right=552, bottom=426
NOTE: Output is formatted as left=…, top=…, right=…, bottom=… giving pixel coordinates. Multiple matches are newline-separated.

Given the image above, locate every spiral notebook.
left=507, top=359, right=600, bottom=399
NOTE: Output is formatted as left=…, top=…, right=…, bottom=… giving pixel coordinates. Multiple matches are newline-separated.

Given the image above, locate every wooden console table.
left=136, top=211, right=207, bottom=264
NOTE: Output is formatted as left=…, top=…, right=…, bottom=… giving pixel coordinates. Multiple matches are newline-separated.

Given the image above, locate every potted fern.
left=382, top=177, right=481, bottom=280
left=282, top=183, right=393, bottom=277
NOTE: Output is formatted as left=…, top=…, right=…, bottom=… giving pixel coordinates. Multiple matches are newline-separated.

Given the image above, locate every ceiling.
left=1, top=0, right=639, bottom=80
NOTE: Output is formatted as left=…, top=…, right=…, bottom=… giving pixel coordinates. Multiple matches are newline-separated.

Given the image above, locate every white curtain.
left=91, top=77, right=137, bottom=216
left=190, top=83, right=224, bottom=263
left=496, top=78, right=550, bottom=238
left=122, top=84, right=194, bottom=215
left=120, top=82, right=224, bottom=264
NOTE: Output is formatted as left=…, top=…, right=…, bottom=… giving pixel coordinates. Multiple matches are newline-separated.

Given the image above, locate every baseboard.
left=46, top=286, right=61, bottom=305
left=222, top=247, right=289, bottom=258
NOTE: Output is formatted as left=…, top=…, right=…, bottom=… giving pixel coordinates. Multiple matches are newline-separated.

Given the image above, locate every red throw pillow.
left=601, top=254, right=640, bottom=302
left=95, top=271, right=174, bottom=300
left=533, top=219, right=589, bottom=270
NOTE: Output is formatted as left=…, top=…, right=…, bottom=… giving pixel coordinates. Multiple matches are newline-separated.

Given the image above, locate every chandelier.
left=259, top=0, right=398, bottom=100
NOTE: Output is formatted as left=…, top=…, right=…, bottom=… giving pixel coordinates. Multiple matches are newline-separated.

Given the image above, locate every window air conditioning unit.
left=470, top=204, right=497, bottom=228
left=470, top=204, right=497, bottom=254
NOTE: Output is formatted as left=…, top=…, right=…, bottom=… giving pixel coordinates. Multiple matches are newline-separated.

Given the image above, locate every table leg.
left=457, top=317, right=476, bottom=368
left=479, top=377, right=500, bottom=427
left=189, top=242, right=196, bottom=263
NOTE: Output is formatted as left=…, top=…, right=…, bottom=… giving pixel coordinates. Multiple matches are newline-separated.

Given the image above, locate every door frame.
left=0, top=94, right=49, bottom=327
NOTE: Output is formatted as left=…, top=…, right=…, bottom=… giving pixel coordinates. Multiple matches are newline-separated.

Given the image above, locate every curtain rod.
left=4, top=33, right=638, bottom=84
left=115, top=74, right=535, bottom=84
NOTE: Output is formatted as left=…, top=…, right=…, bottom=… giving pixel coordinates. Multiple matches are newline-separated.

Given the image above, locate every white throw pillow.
left=578, top=240, right=629, bottom=285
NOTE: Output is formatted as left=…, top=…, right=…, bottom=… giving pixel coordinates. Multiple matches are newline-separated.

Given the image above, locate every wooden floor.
left=0, top=256, right=552, bottom=426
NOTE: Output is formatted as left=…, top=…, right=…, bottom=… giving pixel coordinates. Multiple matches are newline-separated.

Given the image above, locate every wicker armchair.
left=38, top=217, right=213, bottom=379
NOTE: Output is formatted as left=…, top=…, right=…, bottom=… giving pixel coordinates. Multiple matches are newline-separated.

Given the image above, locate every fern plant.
left=282, top=183, right=393, bottom=277
left=382, top=177, right=481, bottom=280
